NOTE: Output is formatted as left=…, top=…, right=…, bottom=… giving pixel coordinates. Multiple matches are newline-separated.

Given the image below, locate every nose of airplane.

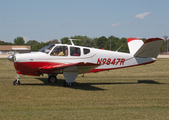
left=7, top=55, right=14, bottom=62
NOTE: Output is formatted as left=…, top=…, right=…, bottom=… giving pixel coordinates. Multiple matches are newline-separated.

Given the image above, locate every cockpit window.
left=70, top=47, right=80, bottom=56
left=50, top=46, right=68, bottom=56
left=83, top=48, right=90, bottom=55
left=38, top=44, right=55, bottom=54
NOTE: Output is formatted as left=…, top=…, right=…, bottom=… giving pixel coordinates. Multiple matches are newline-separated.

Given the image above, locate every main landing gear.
left=13, top=74, right=20, bottom=85
left=48, top=74, right=73, bottom=87
left=12, top=74, right=74, bottom=87
left=48, top=75, right=57, bottom=83
left=64, top=81, right=73, bottom=87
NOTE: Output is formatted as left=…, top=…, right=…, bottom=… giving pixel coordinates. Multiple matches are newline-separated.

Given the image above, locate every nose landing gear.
left=13, top=74, right=20, bottom=85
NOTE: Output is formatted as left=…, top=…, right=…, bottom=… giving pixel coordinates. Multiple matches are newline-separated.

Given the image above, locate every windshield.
left=38, top=44, right=55, bottom=54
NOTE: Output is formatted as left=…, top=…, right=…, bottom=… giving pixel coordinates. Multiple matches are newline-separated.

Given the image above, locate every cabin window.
left=83, top=48, right=90, bottom=55
left=38, top=44, right=55, bottom=54
left=50, top=46, right=68, bottom=56
left=70, top=47, right=80, bottom=56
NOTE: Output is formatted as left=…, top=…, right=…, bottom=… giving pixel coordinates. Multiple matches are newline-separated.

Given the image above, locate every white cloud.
left=111, top=23, right=132, bottom=27
left=111, top=23, right=121, bottom=27
left=135, top=12, right=151, bottom=19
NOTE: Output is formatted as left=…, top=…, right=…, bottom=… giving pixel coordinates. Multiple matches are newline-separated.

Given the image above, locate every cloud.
left=111, top=23, right=121, bottom=27
left=135, top=12, right=151, bottom=19
left=111, top=23, right=132, bottom=27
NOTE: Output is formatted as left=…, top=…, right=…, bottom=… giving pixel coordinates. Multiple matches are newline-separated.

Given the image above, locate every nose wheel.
left=13, top=74, right=21, bottom=85
left=13, top=79, right=20, bottom=85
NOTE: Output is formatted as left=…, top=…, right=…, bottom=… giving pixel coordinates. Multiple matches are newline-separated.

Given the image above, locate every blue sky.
left=0, top=0, right=169, bottom=43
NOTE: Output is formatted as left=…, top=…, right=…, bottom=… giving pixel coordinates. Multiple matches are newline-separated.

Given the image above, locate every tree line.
left=0, top=36, right=166, bottom=53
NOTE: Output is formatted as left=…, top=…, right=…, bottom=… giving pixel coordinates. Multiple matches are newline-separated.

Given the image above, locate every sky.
left=0, top=0, right=169, bottom=43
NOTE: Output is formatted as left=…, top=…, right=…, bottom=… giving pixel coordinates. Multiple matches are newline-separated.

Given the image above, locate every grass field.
left=0, top=58, right=169, bottom=120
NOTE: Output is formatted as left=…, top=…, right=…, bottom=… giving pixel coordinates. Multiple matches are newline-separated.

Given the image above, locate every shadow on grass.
left=21, top=78, right=105, bottom=91
left=20, top=78, right=167, bottom=91
left=137, top=80, right=161, bottom=84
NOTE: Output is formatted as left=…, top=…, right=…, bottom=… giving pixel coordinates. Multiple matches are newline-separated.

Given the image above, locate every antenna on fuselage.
left=69, top=39, right=79, bottom=46
left=116, top=43, right=124, bottom=52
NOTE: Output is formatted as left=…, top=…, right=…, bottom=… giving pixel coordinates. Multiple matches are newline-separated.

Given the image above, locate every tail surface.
left=127, top=38, right=164, bottom=58
left=127, top=38, right=144, bottom=55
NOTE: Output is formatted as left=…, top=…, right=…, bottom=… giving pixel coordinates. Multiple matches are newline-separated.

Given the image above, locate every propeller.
left=7, top=54, right=14, bottom=62
left=7, top=50, right=16, bottom=62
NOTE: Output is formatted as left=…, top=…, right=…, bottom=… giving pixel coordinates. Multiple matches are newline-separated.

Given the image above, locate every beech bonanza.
left=7, top=38, right=163, bottom=87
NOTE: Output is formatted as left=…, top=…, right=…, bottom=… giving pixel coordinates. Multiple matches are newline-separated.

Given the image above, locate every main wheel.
left=48, top=75, right=57, bottom=83
left=13, top=80, right=20, bottom=85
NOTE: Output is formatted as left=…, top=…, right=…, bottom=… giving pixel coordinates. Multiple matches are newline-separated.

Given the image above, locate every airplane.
left=7, top=37, right=163, bottom=87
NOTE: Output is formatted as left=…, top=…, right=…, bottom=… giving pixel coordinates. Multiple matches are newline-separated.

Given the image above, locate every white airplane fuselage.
left=14, top=44, right=155, bottom=76
left=8, top=38, right=163, bottom=86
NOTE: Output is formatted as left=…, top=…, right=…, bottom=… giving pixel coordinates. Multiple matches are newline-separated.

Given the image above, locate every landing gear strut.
left=64, top=80, right=73, bottom=87
left=13, top=74, right=20, bottom=85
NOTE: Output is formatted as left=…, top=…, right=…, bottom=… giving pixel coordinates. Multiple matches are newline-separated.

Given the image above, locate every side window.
left=70, top=47, right=80, bottom=56
left=83, top=48, right=90, bottom=55
left=38, top=44, right=55, bottom=54
left=50, top=46, right=68, bottom=56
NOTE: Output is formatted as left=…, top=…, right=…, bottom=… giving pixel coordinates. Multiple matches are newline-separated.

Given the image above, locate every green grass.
left=0, top=58, right=169, bottom=120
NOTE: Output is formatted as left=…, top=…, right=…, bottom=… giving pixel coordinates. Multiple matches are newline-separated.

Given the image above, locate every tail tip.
left=127, top=38, right=141, bottom=43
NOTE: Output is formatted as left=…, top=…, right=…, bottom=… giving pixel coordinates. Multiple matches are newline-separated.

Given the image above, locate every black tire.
left=13, top=80, right=20, bottom=85
left=48, top=75, right=57, bottom=83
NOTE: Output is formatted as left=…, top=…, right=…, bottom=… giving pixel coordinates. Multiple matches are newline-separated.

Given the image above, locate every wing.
left=39, top=62, right=99, bottom=74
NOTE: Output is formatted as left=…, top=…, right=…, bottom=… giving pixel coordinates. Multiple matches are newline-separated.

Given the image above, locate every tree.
left=120, top=37, right=129, bottom=53
left=0, top=40, right=13, bottom=45
left=26, top=40, right=39, bottom=51
left=26, top=40, right=39, bottom=46
left=46, top=39, right=60, bottom=44
left=141, top=38, right=147, bottom=42
left=61, top=37, right=71, bottom=45
left=108, top=36, right=119, bottom=51
left=0, top=40, right=6, bottom=45
left=70, top=35, right=92, bottom=47
left=31, top=42, right=46, bottom=51
left=14, top=37, right=25, bottom=45
left=91, top=38, right=98, bottom=48
left=97, top=36, right=108, bottom=49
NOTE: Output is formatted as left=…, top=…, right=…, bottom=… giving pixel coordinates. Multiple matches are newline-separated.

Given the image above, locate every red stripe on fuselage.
left=14, top=61, right=99, bottom=75
left=14, top=62, right=62, bottom=72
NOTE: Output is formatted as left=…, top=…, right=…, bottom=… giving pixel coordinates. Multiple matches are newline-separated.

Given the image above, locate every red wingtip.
left=127, top=38, right=141, bottom=43
left=144, top=38, right=164, bottom=43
